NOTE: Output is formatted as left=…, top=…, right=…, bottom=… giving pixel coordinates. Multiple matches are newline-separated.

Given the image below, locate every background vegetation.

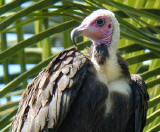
left=0, top=0, right=160, bottom=131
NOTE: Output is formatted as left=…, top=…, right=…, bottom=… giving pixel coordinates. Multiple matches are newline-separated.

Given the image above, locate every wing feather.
left=12, top=47, right=89, bottom=132
left=130, top=74, right=149, bottom=132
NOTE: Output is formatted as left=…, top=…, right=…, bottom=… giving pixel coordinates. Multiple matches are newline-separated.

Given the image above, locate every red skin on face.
left=79, top=15, right=113, bottom=45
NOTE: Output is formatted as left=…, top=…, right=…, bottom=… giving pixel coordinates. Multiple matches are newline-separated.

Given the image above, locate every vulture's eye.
left=96, top=18, right=105, bottom=27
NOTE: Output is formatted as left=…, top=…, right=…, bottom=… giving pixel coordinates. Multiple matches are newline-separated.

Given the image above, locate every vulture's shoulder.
left=129, top=74, right=149, bottom=132
left=12, top=47, right=91, bottom=132
left=131, top=74, right=149, bottom=101
left=130, top=74, right=149, bottom=103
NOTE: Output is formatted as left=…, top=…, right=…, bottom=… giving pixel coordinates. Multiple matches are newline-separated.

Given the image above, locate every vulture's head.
left=71, top=9, right=120, bottom=65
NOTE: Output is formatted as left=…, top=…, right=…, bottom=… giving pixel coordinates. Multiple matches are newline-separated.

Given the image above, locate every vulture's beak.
left=71, top=26, right=85, bottom=46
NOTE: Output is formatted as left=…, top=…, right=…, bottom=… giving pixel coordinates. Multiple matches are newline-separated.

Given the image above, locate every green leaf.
left=0, top=0, right=59, bottom=31
left=0, top=20, right=78, bottom=62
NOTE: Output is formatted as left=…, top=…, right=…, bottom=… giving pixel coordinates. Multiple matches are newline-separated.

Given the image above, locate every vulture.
left=12, top=9, right=149, bottom=132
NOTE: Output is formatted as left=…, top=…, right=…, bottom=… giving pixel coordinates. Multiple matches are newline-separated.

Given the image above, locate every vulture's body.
left=12, top=9, right=149, bottom=132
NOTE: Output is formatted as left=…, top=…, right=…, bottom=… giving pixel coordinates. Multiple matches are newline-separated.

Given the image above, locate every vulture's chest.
left=93, top=73, right=132, bottom=132
left=97, top=69, right=131, bottom=114
left=57, top=66, right=132, bottom=132
left=93, top=55, right=132, bottom=115
left=104, top=78, right=131, bottom=115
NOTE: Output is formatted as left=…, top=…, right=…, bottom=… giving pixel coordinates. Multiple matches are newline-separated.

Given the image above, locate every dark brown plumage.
left=12, top=47, right=149, bottom=132
left=12, top=48, right=89, bottom=132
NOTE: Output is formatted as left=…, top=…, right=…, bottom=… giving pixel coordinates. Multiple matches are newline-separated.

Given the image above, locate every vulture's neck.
left=90, top=20, right=129, bottom=84
left=91, top=44, right=129, bottom=85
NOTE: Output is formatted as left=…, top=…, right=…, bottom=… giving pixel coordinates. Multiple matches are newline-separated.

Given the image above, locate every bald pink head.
left=71, top=9, right=120, bottom=64
left=81, top=13, right=113, bottom=45
left=71, top=9, right=117, bottom=46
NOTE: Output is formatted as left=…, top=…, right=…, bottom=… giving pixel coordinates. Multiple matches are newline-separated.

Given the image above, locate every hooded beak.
left=71, top=26, right=85, bottom=46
